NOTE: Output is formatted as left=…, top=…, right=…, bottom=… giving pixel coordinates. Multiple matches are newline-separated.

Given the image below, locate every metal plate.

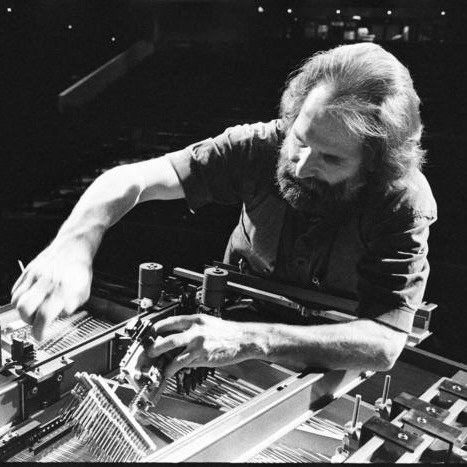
left=393, top=392, right=449, bottom=420
left=361, top=416, right=423, bottom=453
left=402, top=409, right=462, bottom=445
left=439, top=380, right=467, bottom=401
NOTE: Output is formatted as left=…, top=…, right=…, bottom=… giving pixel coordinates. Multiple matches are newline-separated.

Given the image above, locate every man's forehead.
left=294, top=84, right=362, bottom=156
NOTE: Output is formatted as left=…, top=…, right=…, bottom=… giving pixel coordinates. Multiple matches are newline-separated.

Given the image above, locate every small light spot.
left=287, top=8, right=293, bottom=14
left=257, top=6, right=264, bottom=13
left=7, top=7, right=12, bottom=13
left=387, top=10, right=392, bottom=15
left=441, top=10, right=446, bottom=16
left=68, top=24, right=73, bottom=30
left=111, top=36, right=116, bottom=42
left=336, top=9, right=341, bottom=14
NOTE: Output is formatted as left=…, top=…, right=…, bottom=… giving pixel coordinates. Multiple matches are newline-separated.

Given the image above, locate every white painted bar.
left=58, top=40, right=154, bottom=112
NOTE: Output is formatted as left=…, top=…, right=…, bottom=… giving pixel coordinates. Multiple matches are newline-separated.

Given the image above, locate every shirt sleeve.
left=166, top=121, right=281, bottom=211
left=356, top=182, right=437, bottom=334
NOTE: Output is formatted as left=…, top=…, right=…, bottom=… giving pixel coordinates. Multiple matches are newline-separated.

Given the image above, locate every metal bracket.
left=439, top=379, right=467, bottom=401
left=402, top=408, right=463, bottom=446
left=392, top=391, right=450, bottom=420
left=360, top=416, right=423, bottom=452
left=20, top=356, right=74, bottom=419
left=0, top=419, right=41, bottom=461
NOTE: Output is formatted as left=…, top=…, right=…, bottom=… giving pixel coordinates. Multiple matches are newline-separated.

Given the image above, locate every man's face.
left=276, top=84, right=367, bottom=211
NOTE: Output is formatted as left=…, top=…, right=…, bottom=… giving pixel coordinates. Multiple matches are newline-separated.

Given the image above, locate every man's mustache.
left=279, top=163, right=329, bottom=193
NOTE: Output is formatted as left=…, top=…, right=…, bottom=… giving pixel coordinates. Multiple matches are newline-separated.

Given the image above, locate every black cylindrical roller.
left=201, top=266, right=228, bottom=308
left=138, top=262, right=163, bottom=301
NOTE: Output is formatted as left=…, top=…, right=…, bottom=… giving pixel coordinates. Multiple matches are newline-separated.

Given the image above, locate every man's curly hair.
left=279, top=43, right=426, bottom=188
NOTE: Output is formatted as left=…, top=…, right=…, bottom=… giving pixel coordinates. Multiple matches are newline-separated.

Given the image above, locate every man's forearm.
left=54, top=165, right=143, bottom=257
left=241, top=319, right=407, bottom=372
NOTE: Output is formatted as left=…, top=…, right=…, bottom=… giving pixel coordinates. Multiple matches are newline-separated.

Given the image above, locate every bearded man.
left=11, top=42, right=437, bottom=376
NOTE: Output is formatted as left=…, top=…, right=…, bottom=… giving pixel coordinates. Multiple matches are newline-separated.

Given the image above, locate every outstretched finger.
left=11, top=267, right=29, bottom=295
left=146, top=332, right=190, bottom=359
left=150, top=315, right=200, bottom=337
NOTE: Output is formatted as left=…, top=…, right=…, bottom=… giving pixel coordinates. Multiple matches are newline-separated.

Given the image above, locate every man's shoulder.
left=218, top=120, right=283, bottom=177
left=183, top=120, right=282, bottom=166
left=366, top=170, right=437, bottom=221
left=221, top=119, right=284, bottom=146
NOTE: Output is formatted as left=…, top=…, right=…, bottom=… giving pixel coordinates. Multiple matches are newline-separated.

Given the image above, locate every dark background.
left=1, top=0, right=466, bottom=363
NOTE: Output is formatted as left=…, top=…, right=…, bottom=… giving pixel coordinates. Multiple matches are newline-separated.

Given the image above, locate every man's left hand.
left=144, top=314, right=254, bottom=378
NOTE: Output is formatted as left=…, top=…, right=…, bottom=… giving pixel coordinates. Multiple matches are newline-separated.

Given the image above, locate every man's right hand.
left=11, top=239, right=93, bottom=341
left=9, top=157, right=185, bottom=342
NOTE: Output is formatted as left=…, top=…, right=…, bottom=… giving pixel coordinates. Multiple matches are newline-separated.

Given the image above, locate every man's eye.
left=293, top=134, right=307, bottom=147
left=323, top=154, right=341, bottom=165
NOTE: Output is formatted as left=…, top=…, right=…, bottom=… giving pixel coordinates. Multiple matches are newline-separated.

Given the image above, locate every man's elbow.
left=374, top=328, right=407, bottom=371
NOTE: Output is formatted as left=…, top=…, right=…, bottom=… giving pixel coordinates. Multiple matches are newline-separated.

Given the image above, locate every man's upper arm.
left=165, top=121, right=281, bottom=211
left=357, top=175, right=437, bottom=333
left=357, top=215, right=432, bottom=332
left=129, top=156, right=186, bottom=203
left=124, top=120, right=280, bottom=208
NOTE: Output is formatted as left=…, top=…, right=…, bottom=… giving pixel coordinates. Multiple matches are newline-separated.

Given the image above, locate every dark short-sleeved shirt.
left=167, top=120, right=437, bottom=333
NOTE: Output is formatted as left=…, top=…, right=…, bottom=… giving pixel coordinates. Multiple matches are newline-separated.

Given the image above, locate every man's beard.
left=275, top=136, right=367, bottom=213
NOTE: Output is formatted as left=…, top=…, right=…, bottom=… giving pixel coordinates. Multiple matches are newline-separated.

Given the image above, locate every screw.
left=417, top=416, right=427, bottom=424
left=398, top=432, right=409, bottom=441
left=31, top=386, right=38, bottom=395
left=426, top=406, right=437, bottom=414
left=56, top=374, right=63, bottom=382
left=452, top=385, right=462, bottom=392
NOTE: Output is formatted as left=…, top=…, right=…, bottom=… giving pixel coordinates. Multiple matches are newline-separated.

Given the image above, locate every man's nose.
left=293, top=147, right=317, bottom=178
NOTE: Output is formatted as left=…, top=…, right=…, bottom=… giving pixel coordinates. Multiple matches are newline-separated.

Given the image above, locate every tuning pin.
left=344, top=394, right=362, bottom=452
left=332, top=394, right=363, bottom=462
left=375, top=375, right=392, bottom=420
